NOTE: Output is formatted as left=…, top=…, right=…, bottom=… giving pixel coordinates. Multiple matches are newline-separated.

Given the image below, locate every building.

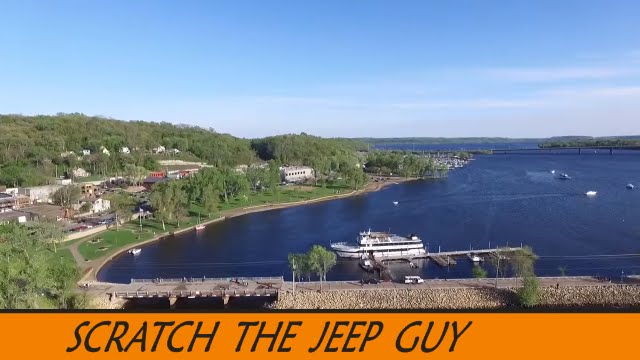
left=79, top=197, right=111, bottom=214
left=80, top=184, right=96, bottom=197
left=0, top=210, right=30, bottom=225
left=149, top=171, right=165, bottom=178
left=100, top=146, right=110, bottom=156
left=21, top=204, right=66, bottom=222
left=72, top=168, right=90, bottom=178
left=153, top=145, right=166, bottom=154
left=168, top=148, right=180, bottom=154
left=54, top=178, right=73, bottom=186
left=2, top=187, right=19, bottom=196
left=280, top=166, right=315, bottom=183
left=120, top=147, right=130, bottom=154
left=142, top=176, right=169, bottom=191
left=82, top=149, right=91, bottom=156
left=19, top=185, right=62, bottom=204
left=0, top=193, right=16, bottom=211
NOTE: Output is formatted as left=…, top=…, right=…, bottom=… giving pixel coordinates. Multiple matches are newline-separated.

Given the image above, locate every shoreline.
left=84, top=176, right=419, bottom=284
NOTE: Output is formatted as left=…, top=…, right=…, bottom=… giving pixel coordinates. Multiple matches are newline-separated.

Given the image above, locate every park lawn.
left=53, top=248, right=75, bottom=266
left=74, top=183, right=356, bottom=262
left=78, top=230, right=154, bottom=260
left=78, top=174, right=107, bottom=182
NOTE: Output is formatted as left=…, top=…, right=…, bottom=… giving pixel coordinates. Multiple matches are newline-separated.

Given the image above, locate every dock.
left=427, top=246, right=522, bottom=267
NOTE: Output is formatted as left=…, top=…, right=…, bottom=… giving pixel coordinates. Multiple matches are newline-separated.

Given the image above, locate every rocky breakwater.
left=272, top=288, right=514, bottom=310
left=536, top=285, right=640, bottom=308
left=271, top=285, right=640, bottom=310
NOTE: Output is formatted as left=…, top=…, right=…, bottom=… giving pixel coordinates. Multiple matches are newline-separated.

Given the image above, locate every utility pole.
left=495, top=256, right=500, bottom=288
left=292, top=257, right=296, bottom=295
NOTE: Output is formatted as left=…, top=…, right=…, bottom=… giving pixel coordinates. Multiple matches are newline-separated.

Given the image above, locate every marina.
left=99, top=153, right=640, bottom=284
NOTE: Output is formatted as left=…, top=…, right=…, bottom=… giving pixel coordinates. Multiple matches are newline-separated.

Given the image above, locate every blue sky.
left=1, top=0, right=639, bottom=138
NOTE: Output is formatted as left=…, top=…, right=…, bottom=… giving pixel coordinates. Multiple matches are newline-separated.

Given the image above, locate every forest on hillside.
left=0, top=113, right=368, bottom=187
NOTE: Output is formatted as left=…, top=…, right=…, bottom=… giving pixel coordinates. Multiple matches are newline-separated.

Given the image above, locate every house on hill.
left=120, top=147, right=130, bottom=154
left=72, top=167, right=90, bottom=178
left=100, top=146, right=111, bottom=156
left=82, top=149, right=91, bottom=156
left=153, top=145, right=166, bottom=154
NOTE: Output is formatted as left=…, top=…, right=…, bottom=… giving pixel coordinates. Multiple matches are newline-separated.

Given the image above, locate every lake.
left=99, top=151, right=640, bottom=284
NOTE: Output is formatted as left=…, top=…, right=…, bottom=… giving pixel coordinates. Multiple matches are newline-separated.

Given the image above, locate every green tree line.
left=0, top=114, right=368, bottom=188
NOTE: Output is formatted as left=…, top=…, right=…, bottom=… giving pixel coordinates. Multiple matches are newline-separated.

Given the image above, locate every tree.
left=517, top=274, right=540, bottom=308
left=509, top=246, right=536, bottom=278
left=79, top=202, right=92, bottom=212
left=201, top=185, right=219, bottom=218
left=106, top=192, right=134, bottom=231
left=0, top=223, right=81, bottom=309
left=51, top=185, right=81, bottom=208
left=287, top=253, right=310, bottom=282
left=472, top=264, right=487, bottom=278
left=150, top=183, right=169, bottom=231
left=307, top=245, right=337, bottom=292
left=124, top=164, right=147, bottom=186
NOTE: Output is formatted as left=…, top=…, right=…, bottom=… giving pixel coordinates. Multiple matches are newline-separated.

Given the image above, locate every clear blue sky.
left=2, top=0, right=639, bottom=138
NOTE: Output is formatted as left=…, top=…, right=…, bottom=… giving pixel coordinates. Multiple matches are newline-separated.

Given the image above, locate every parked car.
left=404, top=276, right=424, bottom=284
left=361, top=278, right=381, bottom=285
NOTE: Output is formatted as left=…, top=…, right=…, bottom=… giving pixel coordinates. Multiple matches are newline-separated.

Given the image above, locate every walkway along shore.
left=79, top=177, right=418, bottom=284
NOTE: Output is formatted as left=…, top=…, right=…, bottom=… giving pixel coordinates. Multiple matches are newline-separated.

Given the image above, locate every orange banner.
left=0, top=312, right=637, bottom=358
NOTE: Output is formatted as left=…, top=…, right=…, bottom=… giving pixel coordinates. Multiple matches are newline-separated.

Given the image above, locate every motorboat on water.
left=331, top=229, right=427, bottom=259
left=585, top=191, right=597, bottom=196
left=195, top=213, right=205, bottom=230
left=470, top=255, right=483, bottom=262
left=559, top=173, right=571, bottom=179
left=393, top=201, right=399, bottom=205
left=550, top=170, right=556, bottom=174
left=128, top=248, right=141, bottom=255
left=627, top=184, right=635, bottom=190
left=359, top=256, right=375, bottom=272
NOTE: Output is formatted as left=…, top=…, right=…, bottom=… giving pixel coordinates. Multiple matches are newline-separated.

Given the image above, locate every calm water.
left=99, top=152, right=640, bottom=284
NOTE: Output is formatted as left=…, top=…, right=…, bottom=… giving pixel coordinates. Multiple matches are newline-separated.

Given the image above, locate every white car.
left=404, top=276, right=424, bottom=284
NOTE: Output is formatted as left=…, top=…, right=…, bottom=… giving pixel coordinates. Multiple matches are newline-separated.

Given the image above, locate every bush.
left=517, top=275, right=540, bottom=308
left=472, top=264, right=487, bottom=278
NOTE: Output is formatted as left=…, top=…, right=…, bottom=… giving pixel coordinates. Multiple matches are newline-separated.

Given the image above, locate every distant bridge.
left=409, top=145, right=640, bottom=155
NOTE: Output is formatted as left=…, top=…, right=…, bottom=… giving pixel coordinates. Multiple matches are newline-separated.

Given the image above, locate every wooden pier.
left=427, top=246, right=522, bottom=267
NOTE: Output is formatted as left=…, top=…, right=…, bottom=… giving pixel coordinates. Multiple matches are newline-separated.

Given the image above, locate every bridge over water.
left=409, top=145, right=640, bottom=155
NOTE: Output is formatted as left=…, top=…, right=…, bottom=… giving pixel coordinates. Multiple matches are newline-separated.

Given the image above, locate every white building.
left=100, top=146, right=110, bottom=156
left=120, top=147, right=130, bottom=154
left=153, top=145, right=166, bottom=154
left=89, top=198, right=110, bottom=213
left=82, top=149, right=91, bottom=156
left=19, top=185, right=62, bottom=204
left=72, top=167, right=90, bottom=178
left=168, top=148, right=180, bottom=154
left=280, top=166, right=315, bottom=183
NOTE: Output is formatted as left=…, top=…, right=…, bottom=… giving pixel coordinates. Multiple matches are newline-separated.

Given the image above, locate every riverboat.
left=331, top=229, right=427, bottom=259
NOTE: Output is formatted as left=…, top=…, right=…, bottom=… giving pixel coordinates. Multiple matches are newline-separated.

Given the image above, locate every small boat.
left=550, top=170, right=556, bottom=174
left=627, top=184, right=635, bottom=190
left=393, top=201, right=399, bottom=205
left=559, top=173, right=571, bottom=179
left=359, top=257, right=375, bottom=272
left=128, top=248, right=141, bottom=255
left=195, top=213, right=205, bottom=231
left=585, top=191, right=597, bottom=196
left=471, top=255, right=483, bottom=262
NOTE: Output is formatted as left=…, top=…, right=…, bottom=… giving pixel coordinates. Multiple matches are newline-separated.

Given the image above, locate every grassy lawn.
left=78, top=230, right=154, bottom=260
left=73, top=183, right=355, bottom=261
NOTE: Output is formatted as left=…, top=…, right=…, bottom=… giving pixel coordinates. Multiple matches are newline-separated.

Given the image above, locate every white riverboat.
left=330, top=229, right=427, bottom=259
left=128, top=248, right=141, bottom=255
